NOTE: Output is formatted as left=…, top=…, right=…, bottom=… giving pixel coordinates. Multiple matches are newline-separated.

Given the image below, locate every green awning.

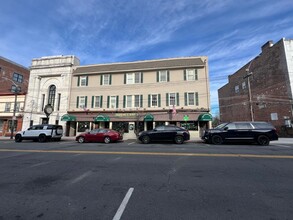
left=144, top=114, right=154, bottom=121
left=198, top=113, right=212, bottom=121
left=61, top=114, right=76, bottom=121
left=94, top=114, right=110, bottom=122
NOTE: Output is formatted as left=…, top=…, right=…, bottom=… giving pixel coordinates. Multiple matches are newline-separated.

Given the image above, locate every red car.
left=76, top=129, right=123, bottom=144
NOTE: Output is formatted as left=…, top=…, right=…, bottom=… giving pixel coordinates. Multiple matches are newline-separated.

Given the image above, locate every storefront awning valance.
left=198, top=113, right=212, bottom=121
left=94, top=114, right=110, bottom=122
left=61, top=114, right=76, bottom=121
left=144, top=114, right=154, bottom=121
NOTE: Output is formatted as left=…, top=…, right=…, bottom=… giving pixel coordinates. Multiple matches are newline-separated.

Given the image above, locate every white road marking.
left=70, top=171, right=92, bottom=184
left=113, top=187, right=134, bottom=220
left=30, top=161, right=51, bottom=168
left=128, top=142, right=135, bottom=145
left=273, top=145, right=292, bottom=148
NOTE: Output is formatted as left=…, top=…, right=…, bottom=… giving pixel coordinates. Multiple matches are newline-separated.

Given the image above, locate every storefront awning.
left=94, top=114, right=110, bottom=122
left=61, top=114, right=76, bottom=121
left=198, top=113, right=212, bottom=121
left=144, top=114, right=154, bottom=121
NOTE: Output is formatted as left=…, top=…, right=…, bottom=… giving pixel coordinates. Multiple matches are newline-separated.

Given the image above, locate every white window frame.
left=186, top=69, right=196, bottom=81
left=134, top=95, right=140, bottom=107
left=79, top=96, right=86, bottom=108
left=159, top=70, right=168, bottom=82
left=242, top=82, right=246, bottom=89
left=187, top=92, right=195, bottom=106
left=80, top=76, right=87, bottom=87
left=126, top=95, right=132, bottom=108
left=151, top=94, right=158, bottom=107
left=5, top=103, right=11, bottom=112
left=110, top=96, right=116, bottom=108
left=126, top=72, right=141, bottom=84
left=95, top=96, right=101, bottom=108
left=169, top=93, right=176, bottom=106
left=103, top=74, right=110, bottom=85
left=126, top=95, right=141, bottom=108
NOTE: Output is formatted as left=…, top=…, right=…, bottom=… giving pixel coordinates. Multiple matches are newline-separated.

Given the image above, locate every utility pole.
left=244, top=69, right=254, bottom=121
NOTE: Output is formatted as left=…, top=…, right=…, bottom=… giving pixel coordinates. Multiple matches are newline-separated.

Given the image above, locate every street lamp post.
left=10, top=87, right=21, bottom=139
left=244, top=69, right=254, bottom=121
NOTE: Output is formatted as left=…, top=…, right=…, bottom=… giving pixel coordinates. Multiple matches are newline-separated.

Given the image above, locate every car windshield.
left=215, top=123, right=229, bottom=129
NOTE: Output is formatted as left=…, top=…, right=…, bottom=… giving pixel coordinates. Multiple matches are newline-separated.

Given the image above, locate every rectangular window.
left=169, top=93, right=176, bottom=106
left=79, top=96, right=86, bottom=108
left=126, top=95, right=132, bottom=108
left=159, top=70, right=168, bottom=82
left=134, top=95, right=140, bottom=107
left=80, top=76, right=87, bottom=87
left=110, top=96, right=116, bottom=108
left=187, top=92, right=195, bottom=105
left=103, top=74, right=110, bottom=85
left=95, top=96, right=102, bottom=108
left=125, top=95, right=142, bottom=108
left=13, top=72, right=23, bottom=83
left=235, top=85, right=240, bottom=93
left=5, top=103, right=11, bottom=112
left=186, top=69, right=197, bottom=81
left=242, top=82, right=246, bottom=89
left=15, top=102, right=21, bottom=112
left=126, top=72, right=142, bottom=84
left=151, top=94, right=158, bottom=107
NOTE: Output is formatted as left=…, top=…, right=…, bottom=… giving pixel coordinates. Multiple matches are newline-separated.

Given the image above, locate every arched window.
left=48, top=85, right=56, bottom=109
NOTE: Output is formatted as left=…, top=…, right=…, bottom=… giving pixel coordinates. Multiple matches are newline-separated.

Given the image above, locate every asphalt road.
left=0, top=140, right=292, bottom=220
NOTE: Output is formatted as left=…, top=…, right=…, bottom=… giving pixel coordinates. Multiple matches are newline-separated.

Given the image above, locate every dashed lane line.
left=113, top=187, right=134, bottom=220
left=0, top=149, right=293, bottom=159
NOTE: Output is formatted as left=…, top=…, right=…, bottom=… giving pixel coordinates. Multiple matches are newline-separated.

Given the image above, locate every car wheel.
left=38, top=134, right=47, bottom=142
left=15, top=134, right=22, bottom=142
left=141, top=135, right=150, bottom=144
left=174, top=136, right=184, bottom=144
left=77, top=137, right=85, bottom=143
left=211, top=135, right=223, bottom=145
left=104, top=136, right=111, bottom=144
left=257, top=135, right=270, bottom=146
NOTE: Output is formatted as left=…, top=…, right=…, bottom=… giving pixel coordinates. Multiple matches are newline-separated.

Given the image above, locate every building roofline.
left=0, top=56, right=29, bottom=70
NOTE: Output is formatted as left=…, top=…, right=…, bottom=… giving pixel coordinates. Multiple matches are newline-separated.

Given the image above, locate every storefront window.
left=180, top=121, right=198, bottom=131
left=112, top=122, right=129, bottom=133
left=78, top=122, right=90, bottom=132
left=155, top=121, right=165, bottom=127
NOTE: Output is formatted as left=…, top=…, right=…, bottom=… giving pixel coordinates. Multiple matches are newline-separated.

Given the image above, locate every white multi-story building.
left=22, top=55, right=80, bottom=132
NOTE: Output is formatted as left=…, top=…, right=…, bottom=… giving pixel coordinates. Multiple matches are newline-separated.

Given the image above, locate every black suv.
left=202, top=121, right=278, bottom=145
left=138, top=125, right=190, bottom=144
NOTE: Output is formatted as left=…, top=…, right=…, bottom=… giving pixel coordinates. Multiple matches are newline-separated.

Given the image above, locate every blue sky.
left=1, top=0, right=293, bottom=115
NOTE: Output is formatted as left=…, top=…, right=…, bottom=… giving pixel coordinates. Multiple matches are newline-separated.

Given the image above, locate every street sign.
left=183, top=115, right=189, bottom=121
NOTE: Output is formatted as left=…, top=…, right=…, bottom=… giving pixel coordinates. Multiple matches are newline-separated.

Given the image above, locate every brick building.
left=0, top=56, right=30, bottom=137
left=218, top=38, right=293, bottom=134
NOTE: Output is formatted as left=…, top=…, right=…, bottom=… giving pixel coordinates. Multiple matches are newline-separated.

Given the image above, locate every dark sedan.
left=138, top=125, right=190, bottom=144
left=76, top=129, right=123, bottom=144
left=202, top=121, right=278, bottom=145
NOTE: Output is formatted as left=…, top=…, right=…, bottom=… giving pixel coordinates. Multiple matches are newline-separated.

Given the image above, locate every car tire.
left=141, top=135, right=150, bottom=144
left=257, top=135, right=270, bottom=146
left=15, top=134, right=22, bottom=142
left=211, top=135, right=223, bottom=145
left=104, top=136, right=111, bottom=144
left=77, top=137, right=85, bottom=143
left=38, top=134, right=47, bottom=142
left=174, top=136, right=184, bottom=144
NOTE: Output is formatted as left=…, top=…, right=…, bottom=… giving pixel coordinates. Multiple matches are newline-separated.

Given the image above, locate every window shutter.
left=124, top=74, right=126, bottom=84
left=76, top=96, right=79, bottom=108
left=77, top=76, right=80, bottom=86
left=195, top=69, right=198, bottom=80
left=184, top=70, right=186, bottom=81
left=195, top=92, right=199, bottom=106
left=156, top=71, right=159, bottom=82
left=184, top=92, right=187, bottom=106
left=140, top=95, right=143, bottom=107
left=167, top=71, right=170, bottom=82
left=85, top=96, right=88, bottom=107
left=176, top=93, right=179, bottom=106
left=100, top=75, right=103, bottom=85
left=86, top=76, right=88, bottom=86
left=123, top=95, right=126, bottom=108
left=158, top=94, right=161, bottom=107
left=92, top=96, right=94, bottom=108
left=166, top=93, right=169, bottom=106
left=110, top=74, right=112, bottom=85
left=100, top=96, right=103, bottom=108
left=116, top=96, right=119, bottom=108
left=148, top=94, right=151, bottom=107
left=107, top=96, right=110, bottom=108
left=141, top=72, right=143, bottom=83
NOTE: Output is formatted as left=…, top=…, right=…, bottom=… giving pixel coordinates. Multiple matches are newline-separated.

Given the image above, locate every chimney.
left=261, top=40, right=274, bottom=52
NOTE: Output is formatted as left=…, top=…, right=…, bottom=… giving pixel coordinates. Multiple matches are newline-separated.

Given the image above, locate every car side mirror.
left=224, top=127, right=229, bottom=130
